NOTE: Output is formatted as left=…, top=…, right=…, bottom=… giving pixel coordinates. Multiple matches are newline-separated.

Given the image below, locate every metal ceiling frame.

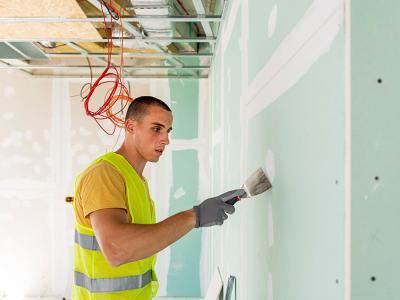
left=192, top=0, right=214, bottom=37
left=0, top=0, right=228, bottom=79
left=46, top=52, right=212, bottom=57
left=0, top=37, right=216, bottom=43
left=84, top=0, right=187, bottom=70
left=0, top=16, right=222, bottom=23
left=0, top=65, right=210, bottom=70
left=32, top=74, right=208, bottom=79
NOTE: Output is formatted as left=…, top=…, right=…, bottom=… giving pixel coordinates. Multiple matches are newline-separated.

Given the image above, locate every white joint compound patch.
left=104, top=137, right=116, bottom=147
left=1, top=130, right=24, bottom=148
left=238, top=35, right=244, bottom=52
left=77, top=154, right=90, bottom=165
left=43, top=129, right=50, bottom=141
left=79, top=126, right=92, bottom=136
left=25, top=130, right=33, bottom=141
left=372, top=182, right=380, bottom=192
left=1, top=155, right=32, bottom=168
left=267, top=272, right=273, bottom=300
left=44, top=157, right=51, bottom=166
left=267, top=201, right=275, bottom=248
left=88, top=144, right=100, bottom=154
left=226, top=68, right=232, bottom=93
left=173, top=187, right=186, bottom=199
left=4, top=86, right=16, bottom=97
left=226, top=113, right=231, bottom=153
left=265, top=150, right=275, bottom=182
left=33, top=165, right=41, bottom=175
left=71, top=144, right=83, bottom=155
left=2, top=112, right=14, bottom=120
left=268, top=4, right=278, bottom=38
left=32, top=142, right=42, bottom=153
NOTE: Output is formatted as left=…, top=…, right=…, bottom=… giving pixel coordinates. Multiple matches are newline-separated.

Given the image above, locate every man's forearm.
left=99, top=208, right=196, bottom=266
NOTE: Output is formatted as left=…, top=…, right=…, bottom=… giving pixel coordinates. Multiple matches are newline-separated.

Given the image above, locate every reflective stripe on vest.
left=74, top=270, right=152, bottom=293
left=75, top=230, right=101, bottom=251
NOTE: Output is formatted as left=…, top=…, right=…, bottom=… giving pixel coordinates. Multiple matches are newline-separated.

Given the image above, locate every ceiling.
left=0, top=0, right=227, bottom=79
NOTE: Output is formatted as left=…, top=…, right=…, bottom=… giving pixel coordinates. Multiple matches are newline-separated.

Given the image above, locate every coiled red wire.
left=83, top=0, right=133, bottom=135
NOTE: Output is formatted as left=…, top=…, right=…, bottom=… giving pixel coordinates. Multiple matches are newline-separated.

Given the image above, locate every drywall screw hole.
left=336, top=279, right=339, bottom=284
left=377, top=78, right=382, bottom=84
left=335, top=180, right=338, bottom=184
left=374, top=176, right=379, bottom=181
left=371, top=276, right=376, bottom=282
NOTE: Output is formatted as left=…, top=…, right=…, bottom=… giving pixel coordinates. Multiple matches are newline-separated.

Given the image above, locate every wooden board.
left=0, top=0, right=101, bottom=39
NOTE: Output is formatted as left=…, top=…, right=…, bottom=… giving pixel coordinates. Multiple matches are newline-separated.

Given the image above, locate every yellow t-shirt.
left=74, top=161, right=132, bottom=228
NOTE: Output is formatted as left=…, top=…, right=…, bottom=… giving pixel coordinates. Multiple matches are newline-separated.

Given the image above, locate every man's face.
left=129, top=105, right=173, bottom=163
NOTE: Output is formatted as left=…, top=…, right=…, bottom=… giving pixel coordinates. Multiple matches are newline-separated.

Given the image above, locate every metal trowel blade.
left=242, top=168, right=272, bottom=197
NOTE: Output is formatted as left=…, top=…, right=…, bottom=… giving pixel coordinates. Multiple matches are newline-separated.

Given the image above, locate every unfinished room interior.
left=0, top=0, right=399, bottom=299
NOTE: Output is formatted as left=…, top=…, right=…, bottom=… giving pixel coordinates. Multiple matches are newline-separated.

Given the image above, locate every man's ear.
left=125, top=118, right=136, bottom=134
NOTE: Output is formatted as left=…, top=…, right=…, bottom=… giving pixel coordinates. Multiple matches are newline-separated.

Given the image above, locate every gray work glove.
left=193, top=189, right=244, bottom=228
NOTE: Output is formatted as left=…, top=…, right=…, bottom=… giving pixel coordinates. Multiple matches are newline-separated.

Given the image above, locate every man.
left=72, top=96, right=243, bottom=299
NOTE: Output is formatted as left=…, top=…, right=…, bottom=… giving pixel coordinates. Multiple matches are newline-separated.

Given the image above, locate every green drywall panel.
left=248, top=0, right=312, bottom=82
left=0, top=43, right=25, bottom=59
left=178, top=57, right=205, bottom=66
left=167, top=150, right=201, bottom=297
left=351, top=0, right=400, bottom=298
left=9, top=42, right=48, bottom=59
left=169, top=79, right=199, bottom=139
left=245, top=32, right=344, bottom=300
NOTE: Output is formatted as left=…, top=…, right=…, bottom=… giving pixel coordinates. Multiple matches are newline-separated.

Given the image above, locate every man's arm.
left=90, top=207, right=196, bottom=267
left=90, top=189, right=242, bottom=267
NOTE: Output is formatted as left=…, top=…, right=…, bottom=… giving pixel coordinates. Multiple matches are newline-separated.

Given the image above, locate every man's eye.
left=153, top=127, right=161, bottom=132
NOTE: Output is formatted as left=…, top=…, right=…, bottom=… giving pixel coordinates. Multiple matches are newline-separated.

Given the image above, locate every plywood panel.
left=0, top=0, right=100, bottom=39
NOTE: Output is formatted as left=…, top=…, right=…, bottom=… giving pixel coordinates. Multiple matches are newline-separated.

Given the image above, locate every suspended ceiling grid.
left=0, top=0, right=227, bottom=78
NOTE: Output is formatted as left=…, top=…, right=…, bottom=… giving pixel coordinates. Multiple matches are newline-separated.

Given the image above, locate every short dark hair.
left=125, top=96, right=171, bottom=122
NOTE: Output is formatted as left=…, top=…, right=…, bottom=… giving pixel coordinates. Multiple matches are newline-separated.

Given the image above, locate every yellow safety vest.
left=72, top=152, right=159, bottom=300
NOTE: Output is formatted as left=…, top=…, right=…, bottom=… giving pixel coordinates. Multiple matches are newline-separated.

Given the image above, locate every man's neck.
left=115, top=145, right=146, bottom=177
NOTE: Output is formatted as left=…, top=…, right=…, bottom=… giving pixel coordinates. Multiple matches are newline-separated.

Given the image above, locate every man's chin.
left=149, top=157, right=160, bottom=163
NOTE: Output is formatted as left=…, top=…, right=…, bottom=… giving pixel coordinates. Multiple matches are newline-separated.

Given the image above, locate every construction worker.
left=71, top=96, right=242, bottom=299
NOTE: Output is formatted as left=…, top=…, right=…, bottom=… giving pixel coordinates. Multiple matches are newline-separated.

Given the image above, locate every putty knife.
left=222, top=168, right=272, bottom=205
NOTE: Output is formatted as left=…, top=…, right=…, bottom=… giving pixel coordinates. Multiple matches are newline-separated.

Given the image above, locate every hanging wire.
left=83, top=0, right=134, bottom=135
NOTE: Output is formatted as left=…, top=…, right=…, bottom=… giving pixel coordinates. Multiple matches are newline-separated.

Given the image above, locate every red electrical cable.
left=83, top=0, right=133, bottom=135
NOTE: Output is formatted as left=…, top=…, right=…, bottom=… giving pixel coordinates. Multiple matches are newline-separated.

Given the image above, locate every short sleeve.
left=78, top=161, right=127, bottom=218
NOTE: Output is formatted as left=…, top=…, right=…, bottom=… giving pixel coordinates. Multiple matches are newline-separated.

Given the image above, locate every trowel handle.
left=225, top=197, right=240, bottom=206
left=222, top=189, right=247, bottom=205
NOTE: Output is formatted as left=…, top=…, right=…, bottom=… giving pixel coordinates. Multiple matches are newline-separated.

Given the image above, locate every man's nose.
left=161, top=133, right=170, bottom=145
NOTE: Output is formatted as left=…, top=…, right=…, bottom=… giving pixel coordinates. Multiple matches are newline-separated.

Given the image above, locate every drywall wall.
left=0, top=69, right=53, bottom=298
left=0, top=71, right=208, bottom=298
left=351, top=0, right=400, bottom=298
left=209, top=0, right=345, bottom=299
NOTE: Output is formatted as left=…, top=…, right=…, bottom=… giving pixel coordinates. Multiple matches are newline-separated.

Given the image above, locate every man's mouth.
left=155, top=149, right=163, bottom=155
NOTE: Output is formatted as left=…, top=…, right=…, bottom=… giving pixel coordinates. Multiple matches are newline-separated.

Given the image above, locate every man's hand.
left=193, top=189, right=244, bottom=228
